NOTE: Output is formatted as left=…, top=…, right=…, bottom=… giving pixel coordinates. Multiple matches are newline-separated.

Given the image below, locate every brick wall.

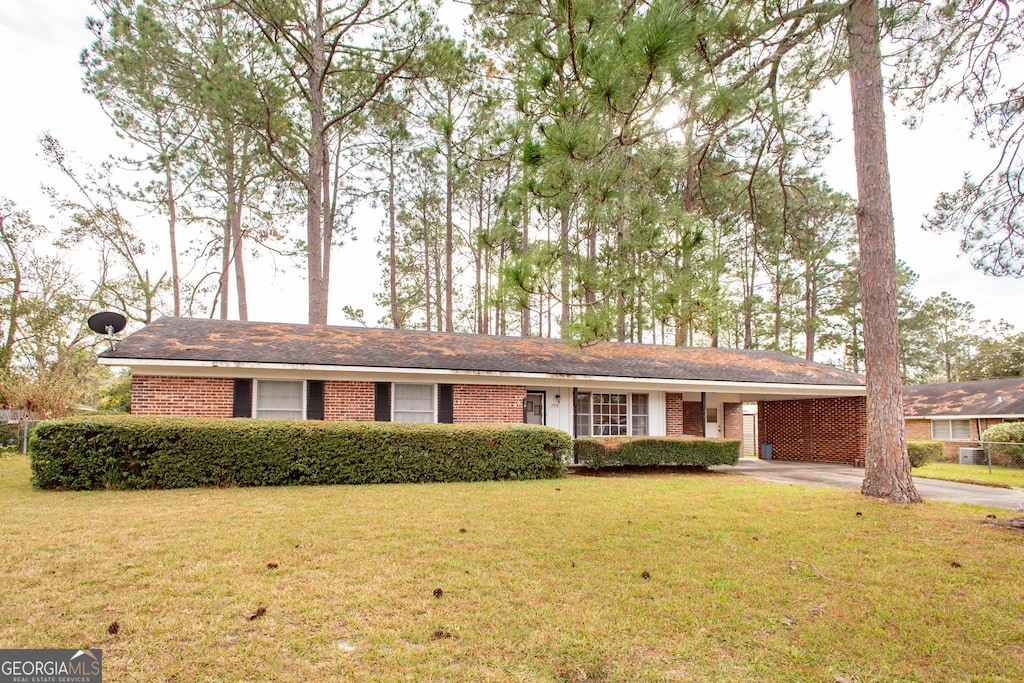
left=907, top=417, right=1003, bottom=462
left=324, top=380, right=375, bottom=421
left=132, top=376, right=528, bottom=424
left=132, top=375, right=234, bottom=417
left=723, top=402, right=743, bottom=440
left=453, top=384, right=527, bottom=423
left=666, top=394, right=704, bottom=436
left=758, top=396, right=867, bottom=466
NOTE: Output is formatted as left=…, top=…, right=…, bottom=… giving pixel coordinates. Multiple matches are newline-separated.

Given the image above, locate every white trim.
left=910, top=414, right=1024, bottom=420
left=100, top=358, right=865, bottom=397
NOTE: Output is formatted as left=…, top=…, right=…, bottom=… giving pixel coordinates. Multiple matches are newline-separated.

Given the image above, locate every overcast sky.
left=2, top=0, right=1023, bottom=333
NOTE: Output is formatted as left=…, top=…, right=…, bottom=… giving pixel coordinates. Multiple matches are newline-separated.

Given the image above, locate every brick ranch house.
left=98, top=317, right=869, bottom=466
left=904, top=378, right=1024, bottom=461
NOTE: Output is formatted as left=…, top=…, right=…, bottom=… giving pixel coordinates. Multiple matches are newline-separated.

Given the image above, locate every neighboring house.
left=904, top=378, right=1024, bottom=461
left=98, top=317, right=869, bottom=465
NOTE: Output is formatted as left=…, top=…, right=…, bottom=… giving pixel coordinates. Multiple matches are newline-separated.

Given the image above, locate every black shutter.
left=374, top=382, right=391, bottom=422
left=232, top=379, right=252, bottom=418
left=437, top=384, right=454, bottom=424
left=306, top=380, right=325, bottom=420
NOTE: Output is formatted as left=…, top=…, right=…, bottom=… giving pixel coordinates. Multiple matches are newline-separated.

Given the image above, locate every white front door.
left=704, top=403, right=722, bottom=438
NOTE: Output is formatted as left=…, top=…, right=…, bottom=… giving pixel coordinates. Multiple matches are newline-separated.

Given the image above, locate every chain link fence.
left=18, top=420, right=43, bottom=455
left=976, top=441, right=1024, bottom=472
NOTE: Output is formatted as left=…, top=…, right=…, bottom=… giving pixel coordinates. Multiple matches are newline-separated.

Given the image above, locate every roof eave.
left=906, top=413, right=1024, bottom=420
left=99, top=356, right=866, bottom=395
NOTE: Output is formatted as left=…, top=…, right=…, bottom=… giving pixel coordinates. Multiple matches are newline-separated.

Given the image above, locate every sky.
left=2, top=0, right=1023, bottom=334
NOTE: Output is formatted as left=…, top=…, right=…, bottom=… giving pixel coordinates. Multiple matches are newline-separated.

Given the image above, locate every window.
left=575, top=392, right=649, bottom=437
left=706, top=407, right=719, bottom=424
left=593, top=393, right=628, bottom=435
left=574, top=392, right=591, bottom=437
left=255, top=380, right=304, bottom=419
left=631, top=394, right=649, bottom=436
left=931, top=419, right=971, bottom=441
left=393, top=384, right=434, bottom=423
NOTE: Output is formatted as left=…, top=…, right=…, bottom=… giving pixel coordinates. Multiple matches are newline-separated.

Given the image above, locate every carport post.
left=701, top=392, right=707, bottom=438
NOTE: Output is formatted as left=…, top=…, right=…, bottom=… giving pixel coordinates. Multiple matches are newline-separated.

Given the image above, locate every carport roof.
left=100, top=317, right=865, bottom=388
left=904, top=378, right=1024, bottom=417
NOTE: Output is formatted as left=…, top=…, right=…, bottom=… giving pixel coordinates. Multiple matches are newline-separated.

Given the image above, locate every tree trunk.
left=0, top=219, right=21, bottom=372
left=559, top=203, right=571, bottom=335
left=847, top=0, right=920, bottom=503
left=805, top=269, right=815, bottom=361
left=161, top=148, right=181, bottom=317
left=219, top=215, right=231, bottom=320
left=423, top=194, right=432, bottom=331
left=389, top=144, right=399, bottom=328
left=305, top=8, right=329, bottom=325
left=444, top=103, right=455, bottom=333
left=231, top=185, right=248, bottom=321
left=520, top=207, right=531, bottom=337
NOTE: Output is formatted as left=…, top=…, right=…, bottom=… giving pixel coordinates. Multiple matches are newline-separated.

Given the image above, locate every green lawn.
left=913, top=461, right=1024, bottom=489
left=2, top=455, right=1022, bottom=682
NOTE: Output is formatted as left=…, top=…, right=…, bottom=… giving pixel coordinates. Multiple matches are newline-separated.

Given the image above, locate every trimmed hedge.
left=574, top=436, right=740, bottom=469
left=907, top=440, right=942, bottom=468
left=30, top=416, right=570, bottom=490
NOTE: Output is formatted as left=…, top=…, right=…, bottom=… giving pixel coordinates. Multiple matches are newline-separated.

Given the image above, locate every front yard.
left=913, top=462, right=1024, bottom=489
left=1, top=455, right=1022, bottom=682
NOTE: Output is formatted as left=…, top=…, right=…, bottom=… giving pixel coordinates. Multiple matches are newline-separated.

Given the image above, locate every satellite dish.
left=88, top=311, right=127, bottom=335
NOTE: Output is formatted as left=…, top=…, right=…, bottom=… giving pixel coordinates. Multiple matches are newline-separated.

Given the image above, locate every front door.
left=523, top=392, right=545, bottom=425
left=705, top=403, right=722, bottom=438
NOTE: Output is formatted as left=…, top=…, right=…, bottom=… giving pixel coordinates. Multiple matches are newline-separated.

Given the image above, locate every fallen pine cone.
left=107, top=620, right=120, bottom=635
left=433, top=588, right=443, bottom=598
left=267, top=562, right=279, bottom=569
left=641, top=571, right=651, bottom=580
left=248, top=607, right=267, bottom=621
left=431, top=629, right=453, bottom=640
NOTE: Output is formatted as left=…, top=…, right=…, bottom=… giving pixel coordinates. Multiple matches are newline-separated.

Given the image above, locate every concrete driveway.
left=712, top=458, right=1024, bottom=511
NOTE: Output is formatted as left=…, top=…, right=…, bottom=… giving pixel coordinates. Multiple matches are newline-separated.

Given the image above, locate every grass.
left=2, top=455, right=1023, bottom=682
left=913, top=461, right=1024, bottom=489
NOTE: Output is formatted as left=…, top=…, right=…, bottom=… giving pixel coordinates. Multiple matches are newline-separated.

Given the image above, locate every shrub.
left=573, top=436, right=740, bottom=469
left=981, top=421, right=1024, bottom=468
left=0, top=422, right=18, bottom=452
left=906, top=441, right=942, bottom=468
left=30, top=416, right=570, bottom=490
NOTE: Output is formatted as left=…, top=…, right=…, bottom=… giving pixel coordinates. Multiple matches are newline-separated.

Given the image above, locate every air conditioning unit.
left=958, top=447, right=985, bottom=465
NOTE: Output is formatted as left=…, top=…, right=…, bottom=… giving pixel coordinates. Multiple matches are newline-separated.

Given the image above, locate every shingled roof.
left=100, top=317, right=865, bottom=387
left=904, top=378, right=1024, bottom=417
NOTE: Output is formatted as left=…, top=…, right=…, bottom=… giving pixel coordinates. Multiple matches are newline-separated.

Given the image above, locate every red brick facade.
left=758, top=396, right=867, bottom=466
left=665, top=394, right=704, bottom=436
left=323, top=380, right=375, bottom=421
left=131, top=375, right=528, bottom=424
left=905, top=417, right=1006, bottom=462
left=453, top=384, right=527, bottom=423
left=723, top=402, right=743, bottom=440
left=131, top=375, right=234, bottom=417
